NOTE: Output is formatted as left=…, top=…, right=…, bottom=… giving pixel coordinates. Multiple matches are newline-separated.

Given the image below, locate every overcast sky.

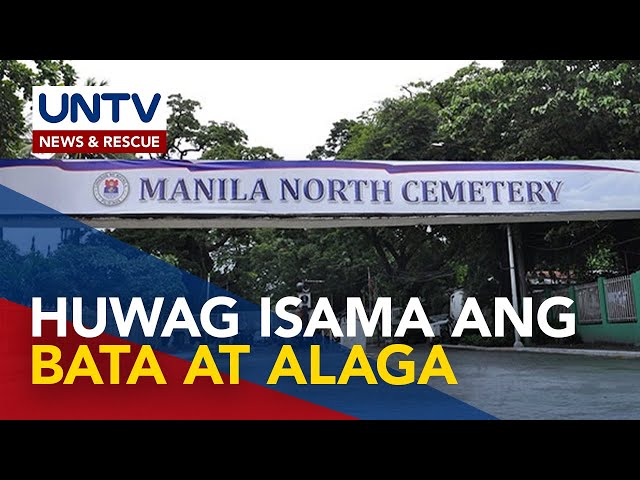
left=69, top=60, right=503, bottom=159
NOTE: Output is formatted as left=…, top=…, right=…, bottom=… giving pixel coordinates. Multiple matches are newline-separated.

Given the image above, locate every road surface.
left=372, top=344, right=640, bottom=419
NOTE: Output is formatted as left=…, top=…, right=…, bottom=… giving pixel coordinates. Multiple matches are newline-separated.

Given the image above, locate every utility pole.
left=507, top=225, right=524, bottom=348
left=367, top=267, right=373, bottom=312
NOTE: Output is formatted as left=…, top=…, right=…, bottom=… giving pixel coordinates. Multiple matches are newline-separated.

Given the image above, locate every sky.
left=69, top=60, right=503, bottom=160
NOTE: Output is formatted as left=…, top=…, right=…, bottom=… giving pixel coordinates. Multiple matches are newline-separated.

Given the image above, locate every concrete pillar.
left=630, top=272, right=640, bottom=324
left=507, top=225, right=523, bottom=348
left=597, top=277, right=609, bottom=324
left=568, top=285, right=579, bottom=324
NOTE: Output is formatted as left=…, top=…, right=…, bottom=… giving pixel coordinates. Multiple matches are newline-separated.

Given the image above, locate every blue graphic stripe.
left=0, top=183, right=494, bottom=419
left=0, top=158, right=636, bottom=174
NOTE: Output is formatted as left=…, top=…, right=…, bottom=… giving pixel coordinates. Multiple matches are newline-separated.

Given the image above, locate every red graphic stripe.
left=0, top=299, right=354, bottom=420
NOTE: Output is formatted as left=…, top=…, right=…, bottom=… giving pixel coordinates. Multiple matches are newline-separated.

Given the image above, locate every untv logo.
left=39, top=93, right=161, bottom=123
left=32, top=87, right=168, bottom=155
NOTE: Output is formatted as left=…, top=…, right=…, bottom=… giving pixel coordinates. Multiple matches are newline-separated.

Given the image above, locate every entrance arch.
left=3, top=158, right=640, bottom=348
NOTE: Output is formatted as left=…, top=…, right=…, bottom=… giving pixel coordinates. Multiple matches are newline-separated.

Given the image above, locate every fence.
left=552, top=271, right=640, bottom=345
left=574, top=282, right=601, bottom=325
left=604, top=275, right=636, bottom=323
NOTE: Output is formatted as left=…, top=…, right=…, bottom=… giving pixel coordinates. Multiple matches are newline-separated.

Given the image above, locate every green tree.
left=307, top=60, right=640, bottom=309
left=208, top=228, right=379, bottom=308
left=111, top=94, right=282, bottom=282
left=111, top=60, right=640, bottom=322
left=436, top=60, right=640, bottom=160
left=305, top=87, right=459, bottom=310
left=307, top=119, right=358, bottom=159
left=110, top=228, right=253, bottom=280
left=0, top=60, right=76, bottom=158
left=163, top=94, right=282, bottom=160
left=308, top=88, right=442, bottom=161
left=431, top=60, right=640, bottom=285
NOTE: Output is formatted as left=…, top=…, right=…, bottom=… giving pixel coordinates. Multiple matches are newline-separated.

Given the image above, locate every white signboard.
left=1, top=159, right=640, bottom=225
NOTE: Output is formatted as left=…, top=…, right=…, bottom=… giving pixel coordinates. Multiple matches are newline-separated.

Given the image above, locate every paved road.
left=371, top=345, right=640, bottom=419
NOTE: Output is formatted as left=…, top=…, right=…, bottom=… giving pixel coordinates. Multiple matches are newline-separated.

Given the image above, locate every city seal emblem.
left=93, top=172, right=130, bottom=206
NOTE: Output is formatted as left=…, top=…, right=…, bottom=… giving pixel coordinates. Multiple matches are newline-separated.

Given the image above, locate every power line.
left=613, top=235, right=640, bottom=247
left=526, top=223, right=611, bottom=251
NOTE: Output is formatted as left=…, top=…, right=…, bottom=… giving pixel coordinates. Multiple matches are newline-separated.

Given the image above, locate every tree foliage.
left=0, top=60, right=76, bottom=158
left=112, top=94, right=283, bottom=280
left=163, top=94, right=282, bottom=160
left=427, top=60, right=640, bottom=284
left=112, top=61, right=640, bottom=314
left=305, top=60, right=640, bottom=301
left=436, top=60, right=640, bottom=160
